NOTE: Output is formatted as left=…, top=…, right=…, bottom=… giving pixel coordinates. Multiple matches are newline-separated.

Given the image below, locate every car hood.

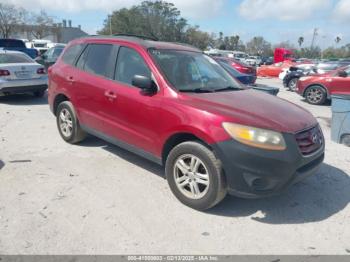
left=183, top=89, right=317, bottom=133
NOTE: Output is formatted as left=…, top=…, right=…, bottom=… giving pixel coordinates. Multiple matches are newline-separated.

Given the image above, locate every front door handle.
left=104, top=90, right=117, bottom=100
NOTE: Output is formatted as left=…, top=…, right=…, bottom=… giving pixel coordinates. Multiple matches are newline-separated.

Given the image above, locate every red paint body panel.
left=257, top=61, right=294, bottom=77
left=297, top=68, right=350, bottom=97
left=48, top=36, right=318, bottom=160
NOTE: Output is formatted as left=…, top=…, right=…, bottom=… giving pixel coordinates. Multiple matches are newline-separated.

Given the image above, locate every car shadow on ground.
left=79, top=136, right=349, bottom=224
left=209, top=163, right=350, bottom=224
left=0, top=160, right=4, bottom=171
left=0, top=93, right=48, bottom=106
left=300, top=97, right=332, bottom=106
left=79, top=136, right=165, bottom=179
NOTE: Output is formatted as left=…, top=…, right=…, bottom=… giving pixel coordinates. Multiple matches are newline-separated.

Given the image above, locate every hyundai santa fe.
left=48, top=35, right=325, bottom=210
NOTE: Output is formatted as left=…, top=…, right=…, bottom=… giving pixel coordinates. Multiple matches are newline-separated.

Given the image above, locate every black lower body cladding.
left=212, top=132, right=325, bottom=198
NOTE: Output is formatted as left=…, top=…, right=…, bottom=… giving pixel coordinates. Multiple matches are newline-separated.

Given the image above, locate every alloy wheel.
left=306, top=87, right=323, bottom=104
left=173, top=154, right=210, bottom=199
left=288, top=78, right=297, bottom=91
left=58, top=108, right=73, bottom=137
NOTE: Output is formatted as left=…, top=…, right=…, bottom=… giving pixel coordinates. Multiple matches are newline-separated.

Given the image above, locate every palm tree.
left=335, top=36, right=341, bottom=45
left=298, top=36, right=304, bottom=47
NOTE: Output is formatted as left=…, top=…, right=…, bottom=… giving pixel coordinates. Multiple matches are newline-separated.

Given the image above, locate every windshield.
left=0, top=53, right=34, bottom=64
left=150, top=49, right=242, bottom=92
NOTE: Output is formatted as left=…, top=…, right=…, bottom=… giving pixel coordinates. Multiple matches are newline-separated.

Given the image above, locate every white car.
left=245, top=56, right=262, bottom=66
left=29, top=39, right=52, bottom=55
left=0, top=50, right=48, bottom=97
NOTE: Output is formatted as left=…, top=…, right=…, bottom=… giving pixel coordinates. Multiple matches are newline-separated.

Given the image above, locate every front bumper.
left=212, top=133, right=324, bottom=198
left=0, top=78, right=48, bottom=95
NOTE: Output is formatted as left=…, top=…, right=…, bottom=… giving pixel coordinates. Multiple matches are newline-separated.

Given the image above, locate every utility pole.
left=108, top=15, right=112, bottom=35
left=310, top=28, right=318, bottom=49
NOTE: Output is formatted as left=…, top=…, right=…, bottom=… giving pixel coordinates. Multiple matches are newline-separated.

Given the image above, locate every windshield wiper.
left=214, top=86, right=243, bottom=92
left=178, top=88, right=215, bottom=93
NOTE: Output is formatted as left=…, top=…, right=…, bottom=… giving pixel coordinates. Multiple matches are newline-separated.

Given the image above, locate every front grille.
left=295, top=125, right=324, bottom=155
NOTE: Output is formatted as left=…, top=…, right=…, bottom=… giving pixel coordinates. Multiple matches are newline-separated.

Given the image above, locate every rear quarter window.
left=61, top=44, right=85, bottom=66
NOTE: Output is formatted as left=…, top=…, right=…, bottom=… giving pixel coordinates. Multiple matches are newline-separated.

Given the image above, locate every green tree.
left=99, top=1, right=188, bottom=42
left=185, top=26, right=213, bottom=50
left=246, top=36, right=272, bottom=56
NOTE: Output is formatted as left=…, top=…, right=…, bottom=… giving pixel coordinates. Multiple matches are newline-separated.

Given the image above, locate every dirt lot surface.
left=0, top=77, right=349, bottom=254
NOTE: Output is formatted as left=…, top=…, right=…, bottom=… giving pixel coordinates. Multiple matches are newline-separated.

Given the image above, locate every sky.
left=5, top=0, right=350, bottom=49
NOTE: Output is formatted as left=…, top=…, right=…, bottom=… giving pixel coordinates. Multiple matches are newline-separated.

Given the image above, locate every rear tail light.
left=0, top=69, right=10, bottom=76
left=37, top=68, right=46, bottom=74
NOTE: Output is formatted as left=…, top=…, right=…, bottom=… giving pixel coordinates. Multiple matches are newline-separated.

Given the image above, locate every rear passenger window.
left=82, top=44, right=116, bottom=78
left=61, top=44, right=85, bottom=65
left=115, top=47, right=151, bottom=86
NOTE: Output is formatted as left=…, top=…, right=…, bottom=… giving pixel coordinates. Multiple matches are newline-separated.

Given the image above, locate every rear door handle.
left=104, top=90, right=117, bottom=100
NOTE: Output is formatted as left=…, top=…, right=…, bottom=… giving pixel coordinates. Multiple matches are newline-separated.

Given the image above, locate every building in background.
left=10, top=19, right=88, bottom=44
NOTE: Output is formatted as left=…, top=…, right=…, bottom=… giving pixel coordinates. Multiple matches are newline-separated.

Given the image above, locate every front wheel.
left=165, top=141, right=227, bottom=210
left=287, top=78, right=298, bottom=91
left=305, top=86, right=327, bottom=105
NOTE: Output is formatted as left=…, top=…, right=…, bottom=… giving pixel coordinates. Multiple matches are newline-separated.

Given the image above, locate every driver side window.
left=115, top=47, right=151, bottom=86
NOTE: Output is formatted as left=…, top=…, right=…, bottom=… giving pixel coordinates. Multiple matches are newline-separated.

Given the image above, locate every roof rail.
left=113, top=33, right=158, bottom=41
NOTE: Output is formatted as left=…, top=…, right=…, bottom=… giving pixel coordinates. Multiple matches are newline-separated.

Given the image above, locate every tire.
left=33, top=90, right=45, bottom=97
left=287, top=78, right=298, bottom=92
left=165, top=141, right=227, bottom=210
left=304, top=85, right=327, bottom=105
left=341, top=135, right=350, bottom=147
left=56, top=101, right=86, bottom=144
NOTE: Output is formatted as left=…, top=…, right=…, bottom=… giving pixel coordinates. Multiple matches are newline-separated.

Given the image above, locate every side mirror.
left=338, top=70, right=347, bottom=77
left=132, top=75, right=157, bottom=95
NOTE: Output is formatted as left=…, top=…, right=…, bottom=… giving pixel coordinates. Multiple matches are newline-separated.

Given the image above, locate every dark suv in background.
left=48, top=35, right=324, bottom=210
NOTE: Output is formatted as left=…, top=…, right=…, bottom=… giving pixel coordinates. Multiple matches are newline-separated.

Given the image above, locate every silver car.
left=0, top=50, right=48, bottom=97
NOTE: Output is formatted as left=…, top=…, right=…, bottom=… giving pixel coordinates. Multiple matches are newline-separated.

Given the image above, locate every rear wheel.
left=287, top=78, right=298, bottom=91
left=56, top=101, right=86, bottom=144
left=33, top=90, right=45, bottom=97
left=304, top=86, right=327, bottom=105
left=165, top=141, right=227, bottom=210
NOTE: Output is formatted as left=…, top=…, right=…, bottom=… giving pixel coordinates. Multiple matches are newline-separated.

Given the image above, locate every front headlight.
left=222, top=123, right=286, bottom=151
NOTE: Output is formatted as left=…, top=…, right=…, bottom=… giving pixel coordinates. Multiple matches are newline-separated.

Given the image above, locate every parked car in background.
left=258, top=61, right=294, bottom=77
left=245, top=56, right=262, bottom=66
left=48, top=35, right=324, bottom=210
left=261, top=56, right=274, bottom=65
left=279, top=63, right=315, bottom=81
left=214, top=57, right=256, bottom=78
left=315, top=62, right=344, bottom=74
left=283, top=66, right=317, bottom=91
left=0, top=39, right=38, bottom=59
left=35, top=45, right=65, bottom=71
left=297, top=66, right=350, bottom=105
left=0, top=50, right=47, bottom=97
left=28, top=39, right=52, bottom=55
left=216, top=58, right=256, bottom=85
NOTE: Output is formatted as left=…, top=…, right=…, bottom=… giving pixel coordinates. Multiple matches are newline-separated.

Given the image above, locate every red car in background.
left=297, top=66, right=350, bottom=105
left=215, top=57, right=256, bottom=75
left=257, top=61, right=295, bottom=77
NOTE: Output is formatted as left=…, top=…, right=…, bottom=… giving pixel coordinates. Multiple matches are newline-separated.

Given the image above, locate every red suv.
left=297, top=66, right=350, bottom=105
left=48, top=35, right=325, bottom=210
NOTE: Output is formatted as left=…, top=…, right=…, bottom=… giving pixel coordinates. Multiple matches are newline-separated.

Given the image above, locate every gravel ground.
left=0, top=77, right=349, bottom=255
